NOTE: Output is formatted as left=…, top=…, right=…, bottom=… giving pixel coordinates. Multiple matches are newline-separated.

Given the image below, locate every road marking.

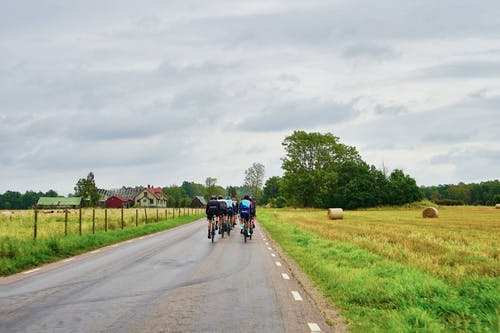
left=265, top=242, right=269, bottom=245
left=291, top=291, right=303, bottom=301
left=275, top=261, right=282, bottom=267
left=282, top=273, right=290, bottom=280
left=271, top=253, right=276, bottom=257
left=308, top=323, right=321, bottom=332
left=22, top=268, right=41, bottom=275
left=63, top=258, right=74, bottom=263
left=90, top=250, right=101, bottom=254
left=267, top=247, right=272, bottom=250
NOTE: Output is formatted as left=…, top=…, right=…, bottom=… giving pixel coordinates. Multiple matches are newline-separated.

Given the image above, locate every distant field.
left=0, top=208, right=204, bottom=275
left=0, top=207, right=202, bottom=240
left=258, top=205, right=499, bottom=333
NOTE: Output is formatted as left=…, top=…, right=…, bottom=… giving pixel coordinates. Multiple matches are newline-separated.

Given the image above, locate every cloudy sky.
left=1, top=0, right=499, bottom=195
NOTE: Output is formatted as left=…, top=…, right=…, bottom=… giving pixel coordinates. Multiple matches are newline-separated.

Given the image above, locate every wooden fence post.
left=34, top=208, right=38, bottom=240
left=105, top=209, right=108, bottom=232
left=144, top=208, right=148, bottom=224
left=136, top=209, right=138, bottom=227
left=65, top=209, right=68, bottom=236
left=156, top=208, right=159, bottom=223
left=92, top=208, right=95, bottom=234
left=165, top=209, right=167, bottom=221
left=121, top=207, right=124, bottom=229
left=79, top=208, right=82, bottom=236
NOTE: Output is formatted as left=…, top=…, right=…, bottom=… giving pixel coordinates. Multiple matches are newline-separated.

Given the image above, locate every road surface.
left=0, top=219, right=332, bottom=332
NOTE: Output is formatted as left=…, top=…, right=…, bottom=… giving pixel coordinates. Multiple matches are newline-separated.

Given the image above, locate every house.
left=37, top=197, right=82, bottom=209
left=106, top=195, right=132, bottom=208
left=98, top=186, right=144, bottom=207
left=192, top=196, right=207, bottom=208
left=134, top=185, right=167, bottom=207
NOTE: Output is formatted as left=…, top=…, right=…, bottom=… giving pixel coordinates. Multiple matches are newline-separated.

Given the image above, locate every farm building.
left=98, top=186, right=144, bottom=207
left=134, top=185, right=167, bottom=208
left=192, top=196, right=207, bottom=208
left=37, top=197, right=82, bottom=209
left=106, top=195, right=133, bottom=208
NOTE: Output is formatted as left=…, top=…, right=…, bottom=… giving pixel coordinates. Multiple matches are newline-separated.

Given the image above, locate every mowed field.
left=0, top=207, right=201, bottom=240
left=258, top=205, right=499, bottom=333
left=0, top=208, right=204, bottom=275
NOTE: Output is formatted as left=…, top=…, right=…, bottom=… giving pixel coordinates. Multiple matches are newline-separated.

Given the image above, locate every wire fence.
left=0, top=207, right=204, bottom=240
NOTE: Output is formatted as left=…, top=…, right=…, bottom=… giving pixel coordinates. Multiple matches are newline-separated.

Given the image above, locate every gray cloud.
left=419, top=61, right=500, bottom=78
left=238, top=99, right=359, bottom=132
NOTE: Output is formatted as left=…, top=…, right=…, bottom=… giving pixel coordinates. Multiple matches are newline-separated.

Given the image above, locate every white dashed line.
left=291, top=291, right=303, bottom=301
left=63, top=258, right=74, bottom=263
left=275, top=261, right=282, bottom=267
left=265, top=242, right=269, bottom=245
left=308, top=323, right=321, bottom=332
left=271, top=253, right=276, bottom=257
left=90, top=250, right=101, bottom=254
left=267, top=247, right=272, bottom=250
left=22, top=268, right=41, bottom=275
left=282, top=273, right=290, bottom=280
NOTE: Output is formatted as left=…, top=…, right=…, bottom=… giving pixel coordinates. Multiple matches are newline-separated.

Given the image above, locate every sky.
left=1, top=0, right=499, bottom=196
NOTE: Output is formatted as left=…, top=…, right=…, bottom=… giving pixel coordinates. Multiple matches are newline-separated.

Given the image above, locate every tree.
left=204, top=177, right=224, bottom=199
left=181, top=181, right=205, bottom=198
left=163, top=185, right=187, bottom=207
left=226, top=186, right=239, bottom=199
left=387, top=169, right=423, bottom=205
left=74, top=172, right=100, bottom=207
left=281, top=131, right=362, bottom=207
left=244, top=162, right=265, bottom=201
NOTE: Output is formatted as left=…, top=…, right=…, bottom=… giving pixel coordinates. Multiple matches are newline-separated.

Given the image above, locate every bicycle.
left=209, top=216, right=217, bottom=243
left=242, top=215, right=253, bottom=243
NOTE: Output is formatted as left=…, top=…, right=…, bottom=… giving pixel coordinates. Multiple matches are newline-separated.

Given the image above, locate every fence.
left=1, top=207, right=204, bottom=240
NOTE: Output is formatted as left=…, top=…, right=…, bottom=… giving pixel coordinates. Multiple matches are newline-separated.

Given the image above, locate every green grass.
left=0, top=213, right=204, bottom=276
left=258, top=206, right=499, bottom=333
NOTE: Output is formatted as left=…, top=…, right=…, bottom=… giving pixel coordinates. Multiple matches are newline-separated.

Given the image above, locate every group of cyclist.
left=205, top=195, right=256, bottom=240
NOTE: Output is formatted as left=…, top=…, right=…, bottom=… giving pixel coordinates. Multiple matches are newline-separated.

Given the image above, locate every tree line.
left=261, top=131, right=423, bottom=209
left=0, top=190, right=59, bottom=210
left=420, top=181, right=500, bottom=206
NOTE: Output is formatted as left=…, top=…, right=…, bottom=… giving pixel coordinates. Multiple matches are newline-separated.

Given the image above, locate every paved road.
left=0, top=219, right=331, bottom=332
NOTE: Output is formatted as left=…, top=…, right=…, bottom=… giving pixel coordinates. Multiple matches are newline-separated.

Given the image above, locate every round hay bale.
left=327, top=208, right=343, bottom=220
left=422, top=207, right=439, bottom=218
left=496, top=204, right=500, bottom=209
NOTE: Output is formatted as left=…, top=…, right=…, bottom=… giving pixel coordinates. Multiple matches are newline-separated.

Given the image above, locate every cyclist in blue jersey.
left=238, top=195, right=253, bottom=235
left=224, top=197, right=234, bottom=229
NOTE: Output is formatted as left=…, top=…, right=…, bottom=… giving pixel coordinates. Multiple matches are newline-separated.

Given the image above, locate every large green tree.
left=281, top=131, right=362, bottom=207
left=74, top=172, right=100, bottom=207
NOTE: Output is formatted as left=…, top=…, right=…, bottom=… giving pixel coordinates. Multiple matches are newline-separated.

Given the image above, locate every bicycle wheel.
left=211, top=221, right=215, bottom=243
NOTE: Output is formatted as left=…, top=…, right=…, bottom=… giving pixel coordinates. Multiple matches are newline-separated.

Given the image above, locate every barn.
left=106, top=195, right=132, bottom=208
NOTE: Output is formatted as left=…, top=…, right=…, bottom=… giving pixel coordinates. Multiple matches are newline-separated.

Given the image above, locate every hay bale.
left=327, top=208, right=343, bottom=220
left=496, top=204, right=500, bottom=209
left=422, top=207, right=439, bottom=218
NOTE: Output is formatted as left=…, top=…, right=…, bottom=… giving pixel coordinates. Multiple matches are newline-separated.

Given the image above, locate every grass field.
left=258, top=205, right=499, bottom=333
left=0, top=208, right=204, bottom=276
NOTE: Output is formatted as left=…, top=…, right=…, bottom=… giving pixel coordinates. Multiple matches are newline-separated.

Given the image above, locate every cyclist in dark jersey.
left=217, top=196, right=228, bottom=234
left=206, top=196, right=219, bottom=238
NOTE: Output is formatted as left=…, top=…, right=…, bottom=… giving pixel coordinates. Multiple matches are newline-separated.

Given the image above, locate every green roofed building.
left=37, top=197, right=82, bottom=209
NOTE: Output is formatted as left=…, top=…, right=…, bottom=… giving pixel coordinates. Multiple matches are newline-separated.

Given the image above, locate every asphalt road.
left=0, top=219, right=332, bottom=333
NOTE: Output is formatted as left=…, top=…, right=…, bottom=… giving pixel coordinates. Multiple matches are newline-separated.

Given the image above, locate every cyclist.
left=232, top=199, right=238, bottom=226
left=224, top=197, right=234, bottom=229
left=249, top=196, right=256, bottom=229
left=217, top=196, right=228, bottom=234
left=238, top=195, right=253, bottom=235
left=206, top=196, right=219, bottom=238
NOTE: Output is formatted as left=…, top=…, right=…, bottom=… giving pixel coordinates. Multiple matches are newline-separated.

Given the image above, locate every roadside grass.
left=258, top=206, right=499, bottom=332
left=0, top=212, right=204, bottom=276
